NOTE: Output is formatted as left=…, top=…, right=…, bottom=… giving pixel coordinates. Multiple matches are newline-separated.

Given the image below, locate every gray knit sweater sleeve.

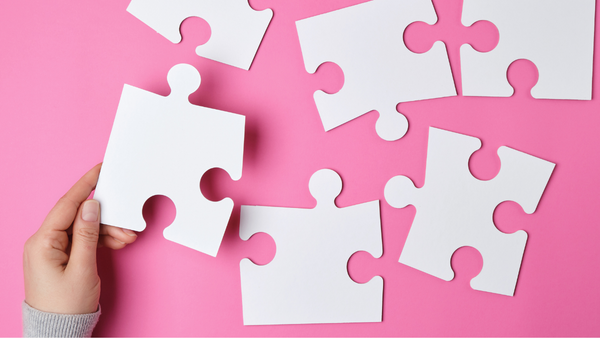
left=22, top=302, right=101, bottom=337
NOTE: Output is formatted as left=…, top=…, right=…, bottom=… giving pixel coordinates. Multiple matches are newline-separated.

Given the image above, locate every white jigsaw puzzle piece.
left=461, top=0, right=596, bottom=100
left=296, top=0, right=456, bottom=141
left=240, top=169, right=383, bottom=325
left=127, top=0, right=273, bottom=70
left=384, top=127, right=555, bottom=296
left=94, top=64, right=245, bottom=257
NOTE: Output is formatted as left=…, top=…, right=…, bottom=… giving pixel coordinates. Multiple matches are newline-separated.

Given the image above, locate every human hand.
left=23, top=163, right=138, bottom=314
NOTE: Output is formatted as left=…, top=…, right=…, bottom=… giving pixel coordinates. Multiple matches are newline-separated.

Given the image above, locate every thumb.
left=69, top=199, right=100, bottom=273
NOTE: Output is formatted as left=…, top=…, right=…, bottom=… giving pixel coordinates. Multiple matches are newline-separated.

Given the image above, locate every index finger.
left=40, top=163, right=103, bottom=232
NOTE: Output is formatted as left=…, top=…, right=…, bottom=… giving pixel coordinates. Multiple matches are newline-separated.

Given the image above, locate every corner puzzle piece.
left=240, top=169, right=383, bottom=325
left=461, top=0, right=595, bottom=100
left=94, top=64, right=245, bottom=257
left=296, top=0, right=456, bottom=141
left=127, top=0, right=273, bottom=70
left=384, top=127, right=555, bottom=296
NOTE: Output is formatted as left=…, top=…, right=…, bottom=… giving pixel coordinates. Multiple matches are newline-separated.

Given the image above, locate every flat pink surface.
left=2, top=0, right=599, bottom=336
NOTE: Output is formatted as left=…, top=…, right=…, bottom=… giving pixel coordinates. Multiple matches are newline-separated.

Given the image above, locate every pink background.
left=2, top=0, right=599, bottom=336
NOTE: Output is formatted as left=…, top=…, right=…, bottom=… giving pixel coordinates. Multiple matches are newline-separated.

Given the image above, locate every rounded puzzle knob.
left=375, top=108, right=409, bottom=141
left=384, top=175, right=416, bottom=208
left=309, top=169, right=342, bottom=207
left=167, top=63, right=201, bottom=98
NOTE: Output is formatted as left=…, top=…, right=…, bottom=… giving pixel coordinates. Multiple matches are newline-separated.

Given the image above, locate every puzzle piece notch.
left=127, top=0, right=273, bottom=70
left=460, top=0, right=596, bottom=100
left=296, top=0, right=456, bottom=141
left=403, top=0, right=499, bottom=55
left=94, top=63, right=245, bottom=257
left=384, top=127, right=555, bottom=296
left=240, top=169, right=383, bottom=325
left=505, top=59, right=539, bottom=99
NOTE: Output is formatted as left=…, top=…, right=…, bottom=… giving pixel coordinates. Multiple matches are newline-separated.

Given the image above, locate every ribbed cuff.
left=22, top=301, right=101, bottom=337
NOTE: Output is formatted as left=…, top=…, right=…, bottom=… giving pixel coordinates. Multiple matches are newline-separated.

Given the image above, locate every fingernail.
left=114, top=238, right=126, bottom=245
left=82, top=200, right=99, bottom=222
left=122, top=229, right=137, bottom=237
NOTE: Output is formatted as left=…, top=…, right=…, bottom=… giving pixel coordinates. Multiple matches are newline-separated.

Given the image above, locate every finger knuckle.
left=58, top=194, right=80, bottom=210
left=110, top=239, right=127, bottom=250
left=40, top=232, right=65, bottom=250
left=23, top=237, right=34, bottom=252
left=77, top=227, right=99, bottom=242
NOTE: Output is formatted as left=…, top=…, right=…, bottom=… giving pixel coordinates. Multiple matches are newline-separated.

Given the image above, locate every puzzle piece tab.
left=127, top=0, right=273, bottom=70
left=384, top=127, right=554, bottom=296
left=94, top=64, right=245, bottom=257
left=240, top=169, right=383, bottom=325
left=461, top=0, right=596, bottom=100
left=296, top=0, right=456, bottom=141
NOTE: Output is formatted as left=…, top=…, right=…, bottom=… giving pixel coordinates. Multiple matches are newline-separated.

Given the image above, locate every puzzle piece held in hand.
left=385, top=127, right=554, bottom=296
left=296, top=0, right=456, bottom=141
left=127, top=0, right=273, bottom=70
left=240, top=169, right=383, bottom=325
left=461, top=0, right=596, bottom=100
left=95, top=64, right=245, bottom=257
